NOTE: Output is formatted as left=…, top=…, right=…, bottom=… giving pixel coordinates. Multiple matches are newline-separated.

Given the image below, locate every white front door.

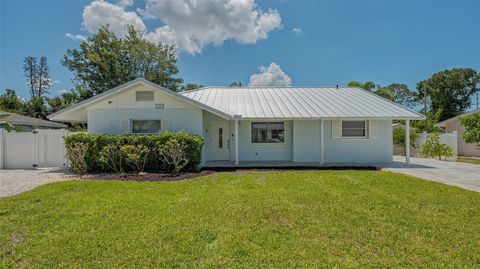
left=212, top=122, right=230, bottom=160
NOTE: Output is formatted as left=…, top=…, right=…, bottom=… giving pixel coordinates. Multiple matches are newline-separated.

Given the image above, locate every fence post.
left=0, top=128, right=4, bottom=169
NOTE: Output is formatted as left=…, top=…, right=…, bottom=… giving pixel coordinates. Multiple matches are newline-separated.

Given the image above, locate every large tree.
left=375, top=83, right=417, bottom=108
left=417, top=68, right=480, bottom=122
left=47, top=86, right=92, bottom=113
left=0, top=89, right=26, bottom=113
left=62, top=26, right=183, bottom=96
left=23, top=56, right=52, bottom=99
left=347, top=81, right=377, bottom=91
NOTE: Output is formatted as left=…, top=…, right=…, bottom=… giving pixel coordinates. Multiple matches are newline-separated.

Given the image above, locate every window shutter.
left=332, top=120, right=341, bottom=139
left=369, top=120, right=378, bottom=138
left=121, top=120, right=130, bottom=134
left=161, top=119, right=171, bottom=132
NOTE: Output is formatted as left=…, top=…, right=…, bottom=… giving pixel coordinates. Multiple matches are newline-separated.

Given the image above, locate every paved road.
left=383, top=156, right=480, bottom=192
left=0, top=168, right=71, bottom=198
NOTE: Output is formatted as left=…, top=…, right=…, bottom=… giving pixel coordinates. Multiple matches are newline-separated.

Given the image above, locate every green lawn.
left=1, top=171, right=480, bottom=268
left=457, top=156, right=480, bottom=165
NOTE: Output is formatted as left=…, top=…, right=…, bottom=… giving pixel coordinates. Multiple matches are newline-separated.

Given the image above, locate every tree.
left=347, top=81, right=377, bottom=91
left=460, top=113, right=480, bottom=150
left=47, top=86, right=92, bottom=113
left=417, top=68, right=480, bottom=122
left=420, top=133, right=453, bottom=160
left=375, top=83, right=417, bottom=108
left=62, top=25, right=183, bottom=96
left=23, top=56, right=52, bottom=99
left=0, top=89, right=26, bottom=113
left=181, top=83, right=203, bottom=91
left=230, top=82, right=243, bottom=87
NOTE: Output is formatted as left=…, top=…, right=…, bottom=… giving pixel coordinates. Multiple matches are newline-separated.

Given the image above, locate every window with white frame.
left=341, top=120, right=367, bottom=138
left=131, top=120, right=161, bottom=134
left=251, top=122, right=285, bottom=143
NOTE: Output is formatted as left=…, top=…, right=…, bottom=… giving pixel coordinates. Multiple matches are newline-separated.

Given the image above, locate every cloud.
left=292, top=27, right=302, bottom=35
left=65, top=33, right=87, bottom=42
left=78, top=0, right=281, bottom=54
left=249, top=62, right=292, bottom=86
left=82, top=0, right=146, bottom=37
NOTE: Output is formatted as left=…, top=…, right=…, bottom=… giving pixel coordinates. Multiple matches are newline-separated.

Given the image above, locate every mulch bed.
left=80, top=170, right=215, bottom=181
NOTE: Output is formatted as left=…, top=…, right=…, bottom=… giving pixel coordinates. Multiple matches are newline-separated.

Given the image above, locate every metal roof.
left=181, top=86, right=425, bottom=119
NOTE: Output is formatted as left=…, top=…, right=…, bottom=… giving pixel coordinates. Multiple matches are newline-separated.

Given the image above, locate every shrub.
left=420, top=133, right=453, bottom=160
left=65, top=142, right=88, bottom=174
left=393, top=127, right=418, bottom=148
left=121, top=145, right=150, bottom=173
left=99, top=144, right=124, bottom=174
left=158, top=139, right=189, bottom=175
left=459, top=113, right=480, bottom=150
left=64, top=132, right=203, bottom=174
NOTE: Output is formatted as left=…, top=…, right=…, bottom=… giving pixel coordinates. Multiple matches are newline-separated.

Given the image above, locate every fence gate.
left=0, top=129, right=68, bottom=169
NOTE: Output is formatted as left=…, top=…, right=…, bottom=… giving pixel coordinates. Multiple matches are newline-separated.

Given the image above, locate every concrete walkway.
left=0, top=168, right=71, bottom=198
left=382, top=156, right=480, bottom=192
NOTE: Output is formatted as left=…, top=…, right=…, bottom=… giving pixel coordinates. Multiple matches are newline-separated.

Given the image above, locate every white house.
left=48, top=78, right=424, bottom=167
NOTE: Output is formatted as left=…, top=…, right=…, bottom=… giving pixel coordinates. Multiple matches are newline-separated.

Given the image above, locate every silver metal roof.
left=181, top=86, right=425, bottom=119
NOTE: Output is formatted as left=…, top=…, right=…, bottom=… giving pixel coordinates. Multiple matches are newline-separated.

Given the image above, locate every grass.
left=457, top=156, right=480, bottom=165
left=1, top=170, right=480, bottom=268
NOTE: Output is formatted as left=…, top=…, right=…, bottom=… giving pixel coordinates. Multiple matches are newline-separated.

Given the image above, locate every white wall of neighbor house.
left=86, top=84, right=203, bottom=135
left=323, top=119, right=393, bottom=163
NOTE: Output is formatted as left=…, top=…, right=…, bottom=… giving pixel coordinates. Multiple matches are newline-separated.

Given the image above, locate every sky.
left=1, top=0, right=479, bottom=110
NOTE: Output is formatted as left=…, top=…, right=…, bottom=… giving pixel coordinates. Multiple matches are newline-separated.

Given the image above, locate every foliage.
left=65, top=142, right=88, bottom=174
left=417, top=68, right=480, bottom=122
left=64, top=132, right=203, bottom=173
left=121, top=145, right=150, bottom=173
left=23, top=56, right=52, bottom=99
left=181, top=83, right=203, bottom=91
left=0, top=89, right=25, bottom=113
left=62, top=25, right=183, bottom=95
left=158, top=139, right=189, bottom=175
left=375, top=83, right=418, bottom=108
left=47, top=86, right=92, bottom=113
left=392, top=127, right=418, bottom=147
left=2, top=171, right=480, bottom=268
left=459, top=113, right=480, bottom=150
left=347, top=81, right=377, bottom=91
left=229, top=82, right=244, bottom=87
left=420, top=133, right=453, bottom=160
left=412, top=108, right=442, bottom=133
left=0, top=114, right=15, bottom=131
left=99, top=144, right=124, bottom=174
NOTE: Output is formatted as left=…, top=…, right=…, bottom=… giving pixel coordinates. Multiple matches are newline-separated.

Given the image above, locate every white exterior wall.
left=293, top=120, right=320, bottom=162
left=86, top=84, right=203, bottom=135
left=232, top=120, right=293, bottom=161
left=323, top=119, right=393, bottom=163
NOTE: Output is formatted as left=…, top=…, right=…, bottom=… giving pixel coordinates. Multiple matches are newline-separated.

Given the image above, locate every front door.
left=212, top=122, right=230, bottom=160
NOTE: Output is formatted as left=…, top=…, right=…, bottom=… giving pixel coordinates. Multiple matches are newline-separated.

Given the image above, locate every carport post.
left=0, top=128, right=4, bottom=169
left=405, top=119, right=410, bottom=165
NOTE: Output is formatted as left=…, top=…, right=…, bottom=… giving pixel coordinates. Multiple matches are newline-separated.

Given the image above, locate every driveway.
left=383, top=156, right=480, bottom=192
left=0, top=168, right=71, bottom=198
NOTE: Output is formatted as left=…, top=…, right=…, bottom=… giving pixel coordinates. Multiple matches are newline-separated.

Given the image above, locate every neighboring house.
left=435, top=109, right=480, bottom=157
left=0, top=111, right=66, bottom=132
left=48, top=78, right=423, bottom=166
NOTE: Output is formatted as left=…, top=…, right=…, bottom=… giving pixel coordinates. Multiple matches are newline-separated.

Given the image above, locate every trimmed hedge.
left=65, top=132, right=203, bottom=173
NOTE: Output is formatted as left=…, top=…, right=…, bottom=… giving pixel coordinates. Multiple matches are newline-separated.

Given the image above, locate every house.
left=435, top=109, right=480, bottom=157
left=0, top=111, right=67, bottom=132
left=48, top=78, right=424, bottom=167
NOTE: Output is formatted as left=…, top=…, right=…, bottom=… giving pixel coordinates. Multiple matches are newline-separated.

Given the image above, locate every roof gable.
left=435, top=108, right=480, bottom=127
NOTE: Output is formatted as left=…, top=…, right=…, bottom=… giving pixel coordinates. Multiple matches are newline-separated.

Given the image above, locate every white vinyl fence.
left=0, top=129, right=70, bottom=169
left=394, top=131, right=458, bottom=157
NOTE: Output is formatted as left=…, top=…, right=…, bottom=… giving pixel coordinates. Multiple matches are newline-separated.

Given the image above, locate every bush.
left=64, top=132, right=203, bottom=174
left=420, top=133, right=453, bottom=160
left=99, top=144, right=124, bottom=174
left=65, top=142, right=88, bottom=174
left=393, top=127, right=418, bottom=148
left=158, top=139, right=189, bottom=175
left=121, top=145, right=150, bottom=173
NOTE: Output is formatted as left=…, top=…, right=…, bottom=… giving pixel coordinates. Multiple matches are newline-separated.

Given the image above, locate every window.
left=342, top=120, right=366, bottom=138
left=251, top=122, right=285, bottom=143
left=135, top=91, right=154, bottom=101
left=132, top=120, right=161, bottom=134
left=218, top=127, right=223, bottom=148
